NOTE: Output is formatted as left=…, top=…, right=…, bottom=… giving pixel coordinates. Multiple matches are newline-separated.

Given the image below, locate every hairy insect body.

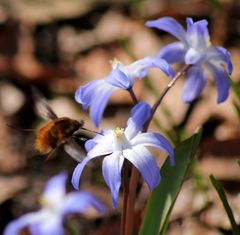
left=35, top=117, right=82, bottom=153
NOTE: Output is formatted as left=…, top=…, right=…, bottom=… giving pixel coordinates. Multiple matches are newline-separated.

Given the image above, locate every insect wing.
left=64, top=137, right=86, bottom=162
left=32, top=87, right=58, bottom=120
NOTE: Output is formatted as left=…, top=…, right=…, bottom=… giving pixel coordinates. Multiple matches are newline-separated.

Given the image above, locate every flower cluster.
left=72, top=16, right=232, bottom=208
left=5, top=16, right=232, bottom=235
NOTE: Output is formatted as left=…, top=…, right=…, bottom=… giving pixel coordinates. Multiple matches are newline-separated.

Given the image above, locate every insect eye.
left=75, top=121, right=80, bottom=128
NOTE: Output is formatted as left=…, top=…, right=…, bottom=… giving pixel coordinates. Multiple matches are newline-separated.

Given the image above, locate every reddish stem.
left=123, top=64, right=191, bottom=235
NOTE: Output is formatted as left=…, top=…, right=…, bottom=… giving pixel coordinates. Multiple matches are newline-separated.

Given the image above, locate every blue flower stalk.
left=4, top=173, right=105, bottom=235
left=146, top=17, right=232, bottom=103
left=72, top=102, right=174, bottom=208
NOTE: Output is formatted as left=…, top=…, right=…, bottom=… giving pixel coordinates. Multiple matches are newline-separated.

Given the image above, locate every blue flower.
left=4, top=173, right=105, bottom=235
left=146, top=17, right=232, bottom=103
left=72, top=102, right=174, bottom=208
left=75, top=56, right=175, bottom=127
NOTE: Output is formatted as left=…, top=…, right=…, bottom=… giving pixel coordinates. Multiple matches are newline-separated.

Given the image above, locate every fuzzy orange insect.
left=33, top=88, right=87, bottom=162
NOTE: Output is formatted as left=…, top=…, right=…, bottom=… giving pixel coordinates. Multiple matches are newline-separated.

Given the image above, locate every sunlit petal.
left=62, top=192, right=105, bottom=215
left=131, top=132, right=174, bottom=165
left=183, top=66, right=207, bottom=103
left=102, top=152, right=124, bottom=208
left=206, top=62, right=231, bottom=103
left=158, top=42, right=186, bottom=64
left=146, top=17, right=187, bottom=44
left=124, top=146, right=160, bottom=189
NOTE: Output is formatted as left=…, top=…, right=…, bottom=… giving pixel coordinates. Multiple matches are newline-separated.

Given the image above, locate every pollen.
left=109, top=58, right=121, bottom=68
left=40, top=196, right=49, bottom=207
left=114, top=127, right=125, bottom=138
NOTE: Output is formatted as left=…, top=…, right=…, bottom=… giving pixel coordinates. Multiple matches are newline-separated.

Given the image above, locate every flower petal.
left=105, top=66, right=132, bottom=89
left=85, top=139, right=96, bottom=152
left=131, top=132, right=174, bottom=165
left=4, top=212, right=41, bottom=235
left=185, top=47, right=206, bottom=65
left=206, top=62, right=231, bottom=103
left=89, top=82, right=116, bottom=127
left=125, top=102, right=151, bottom=139
left=75, top=80, right=101, bottom=109
left=158, top=42, right=187, bottom=64
left=29, top=210, right=63, bottom=235
left=102, top=152, right=124, bottom=208
left=124, top=146, right=160, bottom=189
left=71, top=154, right=99, bottom=189
left=146, top=17, right=187, bottom=44
left=126, top=56, right=175, bottom=78
left=186, top=18, right=209, bottom=50
left=183, top=66, right=208, bottom=103
left=186, top=17, right=194, bottom=30
left=207, top=46, right=233, bottom=74
left=88, top=140, right=113, bottom=158
left=75, top=80, right=116, bottom=127
left=43, top=173, right=67, bottom=205
left=62, top=192, right=106, bottom=215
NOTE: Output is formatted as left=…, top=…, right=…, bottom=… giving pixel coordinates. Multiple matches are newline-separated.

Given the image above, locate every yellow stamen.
left=109, top=58, right=121, bottom=68
left=114, top=127, right=125, bottom=138
left=39, top=196, right=49, bottom=207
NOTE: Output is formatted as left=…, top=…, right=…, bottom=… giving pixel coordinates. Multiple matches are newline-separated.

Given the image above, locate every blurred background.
left=0, top=0, right=239, bottom=234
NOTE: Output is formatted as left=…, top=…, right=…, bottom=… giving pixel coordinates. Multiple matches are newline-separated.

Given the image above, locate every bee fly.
left=32, top=88, right=96, bottom=162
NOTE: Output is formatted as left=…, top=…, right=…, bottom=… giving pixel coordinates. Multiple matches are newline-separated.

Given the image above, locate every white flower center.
left=40, top=194, right=63, bottom=213
left=113, top=127, right=131, bottom=151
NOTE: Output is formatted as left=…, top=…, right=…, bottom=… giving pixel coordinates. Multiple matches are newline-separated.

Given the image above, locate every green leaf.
left=139, top=129, right=202, bottom=235
left=230, top=77, right=240, bottom=101
left=233, top=101, right=240, bottom=118
left=210, top=175, right=240, bottom=235
left=64, top=221, right=79, bottom=235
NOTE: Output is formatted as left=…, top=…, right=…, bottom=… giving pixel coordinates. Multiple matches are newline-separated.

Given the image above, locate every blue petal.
left=4, top=213, right=40, bottom=235
left=71, top=155, right=98, bottom=189
left=102, top=152, right=124, bottom=208
left=85, top=139, right=96, bottom=152
left=126, top=56, right=175, bottom=78
left=206, top=62, right=231, bottom=103
left=125, top=102, right=151, bottom=139
left=216, top=47, right=233, bottom=74
left=186, top=18, right=194, bottom=30
left=183, top=66, right=208, bottom=103
left=158, top=42, right=187, bottom=64
left=29, top=213, right=64, bottom=235
left=207, top=47, right=233, bottom=74
left=89, top=82, right=116, bottom=127
left=146, top=17, right=187, bottom=45
left=124, top=146, right=160, bottom=189
left=143, top=56, right=175, bottom=78
left=130, top=101, right=151, bottom=128
left=75, top=80, right=101, bottom=109
left=131, top=132, right=174, bottom=166
left=105, top=66, right=132, bottom=89
left=186, top=19, right=209, bottom=49
left=43, top=173, right=67, bottom=202
left=185, top=48, right=206, bottom=65
left=62, top=192, right=106, bottom=215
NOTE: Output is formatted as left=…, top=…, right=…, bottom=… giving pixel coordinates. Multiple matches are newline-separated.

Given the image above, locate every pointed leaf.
left=210, top=175, right=240, bottom=235
left=139, top=130, right=202, bottom=235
